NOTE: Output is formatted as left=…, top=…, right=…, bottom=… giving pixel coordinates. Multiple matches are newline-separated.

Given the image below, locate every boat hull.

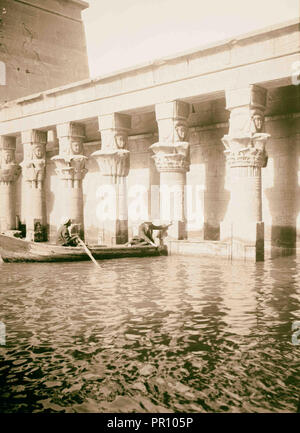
left=0, top=234, right=167, bottom=263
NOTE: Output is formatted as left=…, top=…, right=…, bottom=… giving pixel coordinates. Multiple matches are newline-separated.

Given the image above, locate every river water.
left=0, top=254, right=299, bottom=413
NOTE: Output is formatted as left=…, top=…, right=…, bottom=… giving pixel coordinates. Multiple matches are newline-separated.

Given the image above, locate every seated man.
left=127, top=221, right=172, bottom=247
left=56, top=218, right=80, bottom=247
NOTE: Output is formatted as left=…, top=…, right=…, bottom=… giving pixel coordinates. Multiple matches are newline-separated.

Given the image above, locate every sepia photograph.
left=0, top=0, right=300, bottom=420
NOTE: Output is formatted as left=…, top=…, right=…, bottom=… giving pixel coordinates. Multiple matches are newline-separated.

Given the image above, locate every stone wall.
left=0, top=0, right=89, bottom=103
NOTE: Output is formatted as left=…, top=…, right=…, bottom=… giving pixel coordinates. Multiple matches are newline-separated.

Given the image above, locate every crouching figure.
left=127, top=221, right=172, bottom=247
left=56, top=217, right=80, bottom=247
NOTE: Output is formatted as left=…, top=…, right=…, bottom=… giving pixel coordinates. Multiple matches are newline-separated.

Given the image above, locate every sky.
left=82, top=0, right=299, bottom=78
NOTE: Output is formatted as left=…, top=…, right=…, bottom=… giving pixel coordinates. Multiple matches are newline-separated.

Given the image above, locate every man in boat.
left=126, top=221, right=172, bottom=247
left=56, top=218, right=80, bottom=247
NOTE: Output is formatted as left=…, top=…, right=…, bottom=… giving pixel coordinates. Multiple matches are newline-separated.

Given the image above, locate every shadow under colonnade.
left=263, top=86, right=300, bottom=258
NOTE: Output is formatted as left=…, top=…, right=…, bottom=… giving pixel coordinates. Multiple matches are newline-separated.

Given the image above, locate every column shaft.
left=52, top=122, right=87, bottom=240
left=151, top=100, right=190, bottom=240
left=92, top=113, right=131, bottom=245
left=0, top=136, right=21, bottom=234
left=0, top=182, right=15, bottom=231
left=160, top=171, right=186, bottom=239
left=220, top=85, right=269, bottom=261
left=21, top=129, right=47, bottom=241
left=229, top=166, right=262, bottom=223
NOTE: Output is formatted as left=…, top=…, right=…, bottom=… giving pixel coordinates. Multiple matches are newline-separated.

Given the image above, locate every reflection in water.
left=0, top=255, right=299, bottom=413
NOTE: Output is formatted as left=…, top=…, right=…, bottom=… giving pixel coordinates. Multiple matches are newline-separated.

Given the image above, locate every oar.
left=77, top=238, right=101, bottom=268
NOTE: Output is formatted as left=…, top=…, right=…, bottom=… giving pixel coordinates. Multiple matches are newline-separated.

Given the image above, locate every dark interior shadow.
left=187, top=126, right=230, bottom=240
left=264, top=117, right=300, bottom=257
left=44, top=151, right=57, bottom=242
left=203, top=130, right=230, bottom=240
left=187, top=96, right=231, bottom=241
left=82, top=145, right=100, bottom=245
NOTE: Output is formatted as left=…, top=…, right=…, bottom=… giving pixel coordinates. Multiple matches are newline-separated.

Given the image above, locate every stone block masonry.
left=0, top=0, right=89, bottom=103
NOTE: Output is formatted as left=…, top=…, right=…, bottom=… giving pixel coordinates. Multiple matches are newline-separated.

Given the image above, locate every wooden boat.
left=0, top=234, right=168, bottom=263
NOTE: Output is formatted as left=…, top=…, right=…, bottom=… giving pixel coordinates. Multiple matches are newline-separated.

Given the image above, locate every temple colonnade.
left=0, top=85, right=273, bottom=261
left=0, top=19, right=298, bottom=261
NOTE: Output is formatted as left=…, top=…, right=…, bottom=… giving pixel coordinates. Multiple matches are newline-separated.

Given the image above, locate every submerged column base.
left=166, top=220, right=186, bottom=240
left=220, top=221, right=264, bottom=262
left=98, top=219, right=128, bottom=246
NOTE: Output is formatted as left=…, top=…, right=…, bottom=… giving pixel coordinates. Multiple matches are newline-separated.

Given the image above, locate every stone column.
left=52, top=122, right=87, bottom=239
left=91, top=113, right=131, bottom=245
left=220, top=85, right=269, bottom=261
left=20, top=130, right=47, bottom=241
left=0, top=136, right=21, bottom=233
left=150, top=100, right=190, bottom=239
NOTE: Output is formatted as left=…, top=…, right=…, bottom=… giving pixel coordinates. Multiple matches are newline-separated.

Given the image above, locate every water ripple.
left=0, top=255, right=300, bottom=412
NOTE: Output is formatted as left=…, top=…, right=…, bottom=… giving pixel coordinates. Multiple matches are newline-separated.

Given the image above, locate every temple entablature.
left=0, top=19, right=298, bottom=135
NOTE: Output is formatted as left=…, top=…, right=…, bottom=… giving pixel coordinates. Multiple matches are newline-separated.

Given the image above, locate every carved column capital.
left=56, top=122, right=85, bottom=158
left=223, top=85, right=269, bottom=168
left=98, top=113, right=131, bottom=151
left=92, top=149, right=130, bottom=178
left=92, top=113, right=131, bottom=179
left=52, top=122, right=87, bottom=183
left=222, top=134, right=269, bottom=168
left=0, top=136, right=21, bottom=184
left=152, top=100, right=190, bottom=173
left=155, top=100, right=190, bottom=143
left=150, top=141, right=190, bottom=172
left=21, top=129, right=47, bottom=186
left=52, top=155, right=88, bottom=181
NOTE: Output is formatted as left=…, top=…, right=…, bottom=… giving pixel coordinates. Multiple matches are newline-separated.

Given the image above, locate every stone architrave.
left=220, top=84, right=270, bottom=261
left=0, top=136, right=21, bottom=233
left=52, top=122, right=87, bottom=239
left=150, top=100, right=190, bottom=240
left=21, top=129, right=47, bottom=241
left=91, top=113, right=131, bottom=245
